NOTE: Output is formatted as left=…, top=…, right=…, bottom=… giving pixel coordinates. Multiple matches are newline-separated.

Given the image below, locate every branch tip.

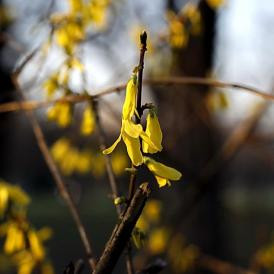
left=140, top=31, right=147, bottom=47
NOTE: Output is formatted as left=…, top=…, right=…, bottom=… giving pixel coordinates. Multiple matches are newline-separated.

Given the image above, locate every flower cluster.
left=43, top=0, right=111, bottom=130
left=253, top=237, right=274, bottom=271
left=51, top=138, right=128, bottom=177
left=166, top=3, right=201, bottom=49
left=0, top=181, right=53, bottom=274
left=103, top=68, right=182, bottom=187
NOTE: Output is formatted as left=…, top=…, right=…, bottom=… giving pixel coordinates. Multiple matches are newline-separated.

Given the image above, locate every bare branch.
left=93, top=183, right=151, bottom=274
left=11, top=75, right=97, bottom=271
left=199, top=254, right=258, bottom=274
left=1, top=77, right=274, bottom=114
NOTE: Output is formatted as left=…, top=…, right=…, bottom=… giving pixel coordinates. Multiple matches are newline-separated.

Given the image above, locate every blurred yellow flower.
left=51, top=138, right=71, bottom=163
left=4, top=223, right=26, bottom=254
left=206, top=0, right=225, bottom=9
left=0, top=186, right=8, bottom=216
left=75, top=151, right=92, bottom=174
left=182, top=3, right=201, bottom=35
left=28, top=230, right=45, bottom=260
left=167, top=11, right=188, bottom=48
left=47, top=102, right=72, bottom=128
left=111, top=151, right=128, bottom=176
left=143, top=200, right=162, bottom=223
left=81, top=104, right=96, bottom=136
left=43, top=73, right=58, bottom=98
left=148, top=228, right=168, bottom=254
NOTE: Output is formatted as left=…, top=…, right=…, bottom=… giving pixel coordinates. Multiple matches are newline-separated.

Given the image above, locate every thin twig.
left=93, top=183, right=150, bottom=274
left=11, top=74, right=97, bottom=271
left=93, top=99, right=122, bottom=215
left=1, top=77, right=274, bottom=114
left=199, top=254, right=257, bottom=274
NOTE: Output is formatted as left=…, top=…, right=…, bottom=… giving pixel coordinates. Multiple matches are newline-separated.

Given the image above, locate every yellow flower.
left=51, top=138, right=71, bottom=162
left=28, top=230, right=45, bottom=260
left=143, top=200, right=162, bottom=223
left=144, top=157, right=182, bottom=187
left=111, top=151, right=129, bottom=176
left=148, top=228, right=168, bottom=254
left=81, top=104, right=96, bottom=135
left=122, top=73, right=137, bottom=120
left=86, top=0, right=110, bottom=28
left=0, top=186, right=8, bottom=216
left=142, top=109, right=162, bottom=154
left=206, top=0, right=225, bottom=9
left=0, top=182, right=30, bottom=208
left=59, top=147, right=79, bottom=175
left=47, top=102, right=72, bottom=128
left=75, top=151, right=92, bottom=174
left=4, top=223, right=25, bottom=254
left=182, top=3, right=201, bottom=35
left=103, top=119, right=155, bottom=166
left=103, top=72, right=158, bottom=166
left=13, top=250, right=35, bottom=274
left=69, top=0, right=83, bottom=13
left=167, top=11, right=188, bottom=48
left=43, top=73, right=58, bottom=98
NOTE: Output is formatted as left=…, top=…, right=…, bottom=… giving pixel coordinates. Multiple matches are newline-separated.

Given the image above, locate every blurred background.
left=1, top=0, right=274, bottom=273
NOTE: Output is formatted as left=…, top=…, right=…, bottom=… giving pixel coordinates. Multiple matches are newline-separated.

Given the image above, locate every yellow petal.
left=28, top=230, right=45, bottom=260
left=122, top=133, right=143, bottom=166
left=144, top=157, right=182, bottom=181
left=122, top=76, right=137, bottom=120
left=81, top=104, right=96, bottom=135
left=0, top=187, right=9, bottom=216
left=155, top=176, right=171, bottom=188
left=103, top=134, right=122, bottom=154
left=148, top=227, right=168, bottom=254
left=123, top=119, right=143, bottom=138
left=142, top=110, right=163, bottom=153
left=140, top=131, right=159, bottom=151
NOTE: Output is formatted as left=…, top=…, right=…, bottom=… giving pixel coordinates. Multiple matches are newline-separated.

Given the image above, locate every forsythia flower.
left=81, top=104, right=96, bottom=135
left=28, top=230, right=45, bottom=260
left=142, top=109, right=162, bottom=154
left=4, top=223, right=26, bottom=254
left=167, top=11, right=188, bottom=48
left=182, top=3, right=201, bottom=35
left=111, top=151, right=129, bottom=176
left=43, top=73, right=58, bottom=98
left=0, top=182, right=30, bottom=217
left=148, top=228, right=168, bottom=254
left=47, top=102, right=72, bottom=128
left=103, top=72, right=158, bottom=166
left=144, top=157, right=182, bottom=187
left=206, top=0, right=225, bottom=9
left=51, top=138, right=71, bottom=163
left=0, top=186, right=8, bottom=216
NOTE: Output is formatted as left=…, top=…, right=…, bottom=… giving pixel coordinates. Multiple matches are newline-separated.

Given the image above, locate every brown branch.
left=1, top=77, right=274, bottom=114
left=93, top=183, right=151, bottom=274
left=11, top=75, right=97, bottom=271
left=199, top=254, right=258, bottom=274
left=93, top=99, right=122, bottom=215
